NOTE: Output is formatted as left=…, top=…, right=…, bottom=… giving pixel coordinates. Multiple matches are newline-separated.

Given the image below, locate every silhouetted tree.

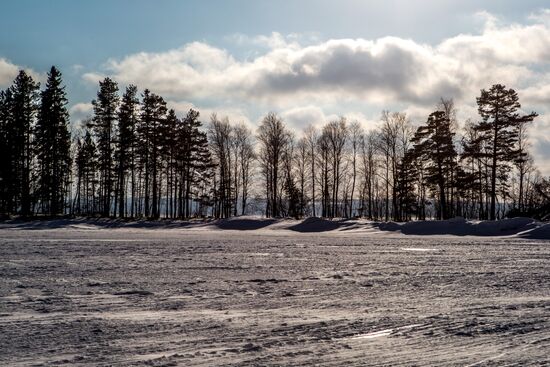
left=257, top=112, right=291, bottom=217
left=115, top=84, right=139, bottom=218
left=474, top=84, right=537, bottom=220
left=10, top=70, right=40, bottom=216
left=412, top=111, right=457, bottom=219
left=89, top=77, right=119, bottom=217
left=35, top=66, right=71, bottom=215
left=138, top=89, right=166, bottom=219
left=304, top=125, right=318, bottom=217
left=74, top=127, right=98, bottom=215
left=232, top=122, right=255, bottom=215
left=208, top=114, right=233, bottom=218
left=0, top=88, right=15, bottom=214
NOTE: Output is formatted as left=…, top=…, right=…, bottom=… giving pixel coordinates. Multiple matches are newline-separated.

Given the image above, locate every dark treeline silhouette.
left=1, top=67, right=549, bottom=221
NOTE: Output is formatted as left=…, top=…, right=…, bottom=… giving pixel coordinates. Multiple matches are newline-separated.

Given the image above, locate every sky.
left=1, top=0, right=550, bottom=172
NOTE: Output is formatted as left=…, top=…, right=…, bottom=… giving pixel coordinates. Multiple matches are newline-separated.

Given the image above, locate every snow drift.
left=0, top=216, right=549, bottom=238
left=377, top=217, right=541, bottom=237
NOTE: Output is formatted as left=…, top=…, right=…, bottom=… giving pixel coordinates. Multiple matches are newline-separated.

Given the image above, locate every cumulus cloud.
left=83, top=37, right=464, bottom=106
left=281, top=105, right=328, bottom=130
left=0, top=58, right=44, bottom=88
left=69, top=102, right=93, bottom=115
left=69, top=102, right=94, bottom=129
left=165, top=99, right=257, bottom=133
left=280, top=105, right=380, bottom=133
left=80, top=10, right=550, bottom=172
left=0, top=58, right=20, bottom=87
left=82, top=11, right=550, bottom=110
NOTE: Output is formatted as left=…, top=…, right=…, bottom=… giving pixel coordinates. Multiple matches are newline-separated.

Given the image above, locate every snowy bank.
left=0, top=216, right=548, bottom=239
left=377, top=217, right=541, bottom=237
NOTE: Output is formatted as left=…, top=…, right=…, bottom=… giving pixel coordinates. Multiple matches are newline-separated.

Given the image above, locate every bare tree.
left=295, top=137, right=309, bottom=217
left=233, top=122, right=255, bottom=215
left=208, top=114, right=233, bottom=218
left=257, top=112, right=291, bottom=217
left=304, top=125, right=318, bottom=217
left=323, top=117, right=348, bottom=217
left=348, top=121, right=362, bottom=217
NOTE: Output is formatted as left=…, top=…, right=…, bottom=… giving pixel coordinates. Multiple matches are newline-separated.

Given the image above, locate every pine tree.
left=161, top=109, right=178, bottom=218
left=35, top=66, right=71, bottom=215
left=115, top=84, right=139, bottom=217
left=89, top=77, right=119, bottom=217
left=474, top=84, right=537, bottom=220
left=74, top=128, right=98, bottom=215
left=138, top=89, right=166, bottom=218
left=0, top=89, right=14, bottom=215
left=394, top=147, right=420, bottom=221
left=412, top=111, right=457, bottom=219
left=177, top=109, right=213, bottom=218
left=10, top=70, right=40, bottom=216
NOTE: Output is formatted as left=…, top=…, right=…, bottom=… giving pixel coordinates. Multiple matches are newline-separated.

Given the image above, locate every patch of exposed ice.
left=350, top=328, right=394, bottom=339
left=400, top=247, right=439, bottom=252
left=349, top=324, right=422, bottom=340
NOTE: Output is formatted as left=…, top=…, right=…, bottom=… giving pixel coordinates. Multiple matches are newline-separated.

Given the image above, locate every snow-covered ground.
left=0, top=219, right=549, bottom=365
left=1, top=215, right=550, bottom=238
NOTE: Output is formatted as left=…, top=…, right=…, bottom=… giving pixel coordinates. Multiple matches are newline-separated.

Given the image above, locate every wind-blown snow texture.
left=0, top=218, right=549, bottom=366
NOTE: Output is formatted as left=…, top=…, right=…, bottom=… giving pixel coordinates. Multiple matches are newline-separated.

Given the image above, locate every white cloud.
left=81, top=10, right=550, bottom=173
left=69, top=102, right=93, bottom=115
left=281, top=105, right=328, bottom=131
left=166, top=99, right=256, bottom=133
left=0, top=58, right=43, bottom=88
left=227, top=32, right=299, bottom=50
left=82, top=11, right=550, bottom=111
left=69, top=102, right=94, bottom=128
left=281, top=106, right=380, bottom=133
left=0, top=58, right=19, bottom=87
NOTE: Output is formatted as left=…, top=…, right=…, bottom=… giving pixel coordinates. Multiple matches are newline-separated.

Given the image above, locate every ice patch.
left=400, top=247, right=439, bottom=252
left=351, top=328, right=394, bottom=339
left=349, top=324, right=422, bottom=340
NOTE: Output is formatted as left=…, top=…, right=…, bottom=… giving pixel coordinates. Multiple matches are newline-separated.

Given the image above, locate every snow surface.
left=0, top=219, right=549, bottom=365
left=1, top=216, right=549, bottom=238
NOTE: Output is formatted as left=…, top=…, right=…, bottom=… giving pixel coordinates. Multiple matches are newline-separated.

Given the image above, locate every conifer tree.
left=412, top=111, right=457, bottom=219
left=35, top=66, right=71, bottom=215
left=74, top=128, right=98, bottom=215
left=89, top=77, right=119, bottom=217
left=0, top=89, right=15, bottom=214
left=178, top=109, right=213, bottom=218
left=115, top=84, right=139, bottom=217
left=138, top=89, right=166, bottom=218
left=474, top=84, right=537, bottom=220
left=10, top=70, right=40, bottom=216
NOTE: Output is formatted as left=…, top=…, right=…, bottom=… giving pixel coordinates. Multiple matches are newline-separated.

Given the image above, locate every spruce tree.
left=35, top=66, right=71, bottom=215
left=0, top=89, right=14, bottom=214
left=138, top=89, right=166, bottom=218
left=75, top=128, right=98, bottom=215
left=412, top=111, right=457, bottom=219
left=10, top=70, right=40, bottom=216
left=178, top=109, right=213, bottom=218
left=89, top=77, right=119, bottom=217
left=115, top=84, right=139, bottom=217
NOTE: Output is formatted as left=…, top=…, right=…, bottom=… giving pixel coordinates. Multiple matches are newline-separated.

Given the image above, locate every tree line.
left=1, top=66, right=548, bottom=221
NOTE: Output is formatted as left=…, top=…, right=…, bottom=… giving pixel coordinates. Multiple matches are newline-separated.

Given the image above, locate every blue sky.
left=2, top=0, right=550, bottom=172
left=2, top=0, right=548, bottom=98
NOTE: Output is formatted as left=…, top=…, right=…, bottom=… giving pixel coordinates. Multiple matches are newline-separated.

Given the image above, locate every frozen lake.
left=0, top=225, right=549, bottom=366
